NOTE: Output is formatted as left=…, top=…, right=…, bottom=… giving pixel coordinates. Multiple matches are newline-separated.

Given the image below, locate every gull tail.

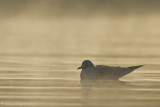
left=128, top=65, right=144, bottom=71
left=118, top=65, right=144, bottom=78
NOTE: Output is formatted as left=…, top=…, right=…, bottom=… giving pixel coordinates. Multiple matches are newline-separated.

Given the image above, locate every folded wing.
left=95, top=65, right=143, bottom=80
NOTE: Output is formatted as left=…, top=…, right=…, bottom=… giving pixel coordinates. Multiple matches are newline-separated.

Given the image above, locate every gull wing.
left=95, top=65, right=143, bottom=80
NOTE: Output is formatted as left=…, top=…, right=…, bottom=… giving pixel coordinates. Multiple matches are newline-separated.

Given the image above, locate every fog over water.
left=0, top=0, right=160, bottom=107
left=0, top=0, right=160, bottom=57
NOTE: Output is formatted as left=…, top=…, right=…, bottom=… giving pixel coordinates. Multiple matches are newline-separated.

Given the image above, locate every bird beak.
left=77, top=66, right=82, bottom=69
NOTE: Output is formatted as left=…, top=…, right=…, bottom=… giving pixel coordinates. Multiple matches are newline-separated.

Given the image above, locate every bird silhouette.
left=78, top=60, right=143, bottom=82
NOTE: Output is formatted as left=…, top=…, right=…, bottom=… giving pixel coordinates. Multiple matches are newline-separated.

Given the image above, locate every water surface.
left=0, top=1, right=160, bottom=106
left=0, top=54, right=159, bottom=107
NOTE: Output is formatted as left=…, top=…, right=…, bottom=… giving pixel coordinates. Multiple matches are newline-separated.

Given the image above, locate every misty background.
left=0, top=1, right=160, bottom=107
left=0, top=0, right=160, bottom=57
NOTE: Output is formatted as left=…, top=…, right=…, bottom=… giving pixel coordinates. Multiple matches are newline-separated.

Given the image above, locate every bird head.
left=77, top=60, right=95, bottom=69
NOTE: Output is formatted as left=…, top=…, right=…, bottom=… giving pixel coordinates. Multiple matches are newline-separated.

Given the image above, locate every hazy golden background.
left=0, top=1, right=160, bottom=107
left=0, top=0, right=160, bottom=57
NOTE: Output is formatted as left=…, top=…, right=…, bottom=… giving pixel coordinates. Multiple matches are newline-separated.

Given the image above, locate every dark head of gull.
left=77, top=60, right=95, bottom=69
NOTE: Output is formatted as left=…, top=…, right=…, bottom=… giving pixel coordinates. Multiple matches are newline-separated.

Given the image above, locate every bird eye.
left=85, top=64, right=89, bottom=67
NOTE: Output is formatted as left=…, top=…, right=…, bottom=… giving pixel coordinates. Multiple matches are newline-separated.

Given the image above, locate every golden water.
left=0, top=1, right=160, bottom=106
left=0, top=54, right=159, bottom=107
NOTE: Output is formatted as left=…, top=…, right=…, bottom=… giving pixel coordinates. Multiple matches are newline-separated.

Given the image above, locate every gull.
left=77, top=60, right=143, bottom=82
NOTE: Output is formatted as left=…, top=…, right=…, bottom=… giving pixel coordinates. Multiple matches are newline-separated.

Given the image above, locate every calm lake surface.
left=0, top=54, right=159, bottom=107
left=0, top=1, right=160, bottom=106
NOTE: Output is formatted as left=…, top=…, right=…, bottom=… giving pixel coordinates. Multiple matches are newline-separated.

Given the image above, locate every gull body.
left=78, top=60, right=143, bottom=82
